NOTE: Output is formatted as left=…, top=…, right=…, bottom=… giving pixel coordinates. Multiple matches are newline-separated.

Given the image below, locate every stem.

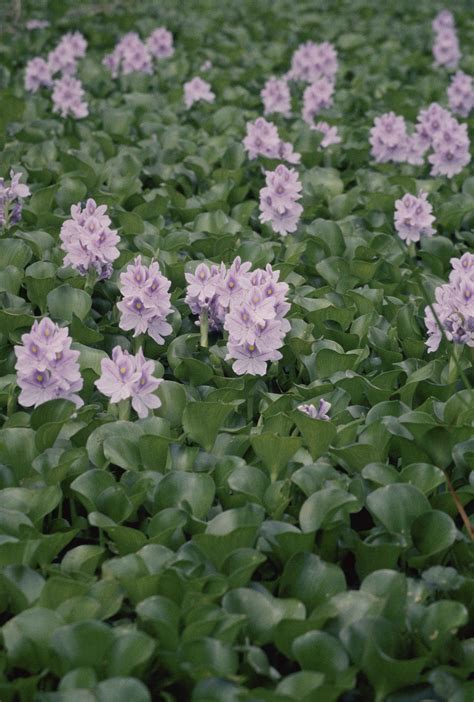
left=407, top=242, right=416, bottom=258
left=117, top=399, right=130, bottom=421
left=444, top=471, right=474, bottom=541
left=84, top=268, right=98, bottom=295
left=199, top=309, right=209, bottom=348
left=133, top=334, right=145, bottom=353
left=247, top=395, right=253, bottom=423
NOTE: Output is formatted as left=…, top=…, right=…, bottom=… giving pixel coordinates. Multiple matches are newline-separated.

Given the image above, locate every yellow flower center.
left=248, top=344, right=255, bottom=352
left=120, top=366, right=127, bottom=374
left=36, top=374, right=44, bottom=382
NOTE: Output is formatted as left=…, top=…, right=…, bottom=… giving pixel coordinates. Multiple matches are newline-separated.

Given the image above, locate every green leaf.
left=47, top=285, right=92, bottom=322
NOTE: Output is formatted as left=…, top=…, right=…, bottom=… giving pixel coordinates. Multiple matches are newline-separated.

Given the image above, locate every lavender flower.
left=185, top=257, right=291, bottom=376
left=313, top=121, right=341, bottom=148
left=243, top=118, right=301, bottom=164
left=225, top=264, right=290, bottom=376
left=146, top=27, right=174, bottom=59
left=369, top=112, right=408, bottom=163
left=425, top=253, right=474, bottom=352
left=25, top=57, right=53, bottom=93
left=433, top=28, right=460, bottom=69
left=103, top=33, right=152, bottom=78
left=95, top=346, right=161, bottom=418
left=200, top=60, right=213, bottom=72
left=428, top=119, right=470, bottom=178
left=259, top=164, right=303, bottom=236
left=26, top=19, right=50, bottom=30
left=52, top=76, right=88, bottom=119
left=185, top=261, right=227, bottom=331
left=117, top=256, right=173, bottom=344
left=298, top=399, right=331, bottom=420
left=48, top=32, right=87, bottom=76
left=415, top=103, right=453, bottom=148
left=404, top=134, right=428, bottom=166
left=302, top=78, right=335, bottom=126
left=0, top=170, right=30, bottom=229
left=184, top=77, right=215, bottom=108
left=432, top=10, right=455, bottom=33
left=14, top=318, right=83, bottom=408
left=261, top=77, right=291, bottom=117
left=447, top=71, right=474, bottom=118
left=288, top=41, right=338, bottom=83
left=243, top=118, right=281, bottom=160
left=60, top=198, right=120, bottom=280
left=394, top=192, right=436, bottom=244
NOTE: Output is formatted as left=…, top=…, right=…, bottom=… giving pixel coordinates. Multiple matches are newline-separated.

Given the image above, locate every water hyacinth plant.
left=1, top=1, right=474, bottom=700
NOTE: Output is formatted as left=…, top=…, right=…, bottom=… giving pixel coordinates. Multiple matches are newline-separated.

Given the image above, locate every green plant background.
left=0, top=1, right=473, bottom=700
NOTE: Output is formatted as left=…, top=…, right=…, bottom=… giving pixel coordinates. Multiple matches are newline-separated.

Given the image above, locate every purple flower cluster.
left=259, top=164, right=303, bottom=236
left=261, top=77, right=291, bottom=117
left=313, top=121, right=341, bottom=148
left=369, top=111, right=409, bottom=163
left=60, top=198, right=120, bottom=280
left=25, top=32, right=89, bottom=118
left=302, top=77, right=335, bottom=126
left=288, top=41, right=338, bottom=83
left=298, top=399, right=331, bottom=420
left=103, top=32, right=152, bottom=77
left=184, top=77, right=215, bottom=108
left=0, top=170, right=30, bottom=229
left=432, top=10, right=460, bottom=69
left=394, top=192, right=436, bottom=244
left=425, top=253, right=474, bottom=353
left=447, top=71, right=474, bottom=118
left=52, top=76, right=88, bottom=119
left=48, top=32, right=87, bottom=76
left=185, top=257, right=291, bottom=376
left=25, top=58, right=53, bottom=93
left=103, top=27, right=173, bottom=77
left=25, top=32, right=87, bottom=92
left=243, top=118, right=300, bottom=164
left=26, top=19, right=50, bottom=30
left=225, top=266, right=290, bottom=376
left=418, top=104, right=471, bottom=178
left=14, top=318, right=83, bottom=408
left=369, top=104, right=470, bottom=177
left=117, top=256, right=173, bottom=344
left=146, top=27, right=174, bottom=59
left=96, top=347, right=161, bottom=418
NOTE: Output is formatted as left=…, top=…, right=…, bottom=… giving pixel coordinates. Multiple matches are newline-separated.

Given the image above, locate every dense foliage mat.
left=0, top=0, right=473, bottom=700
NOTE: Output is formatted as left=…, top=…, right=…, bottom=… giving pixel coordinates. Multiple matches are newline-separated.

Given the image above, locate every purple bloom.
left=117, top=256, right=173, bottom=344
left=103, top=32, right=152, bottom=78
left=259, top=163, right=303, bottom=236
left=447, top=71, right=474, bottom=118
left=404, top=134, right=428, bottom=166
left=0, top=170, right=30, bottom=229
left=302, top=78, right=335, bottom=126
left=394, top=192, right=436, bottom=244
left=184, top=77, right=215, bottom=108
left=425, top=254, right=474, bottom=352
left=200, top=60, right=213, bottom=72
left=313, top=121, right=341, bottom=148
left=432, top=10, right=455, bottom=33
left=146, top=27, right=174, bottom=59
left=14, top=318, right=83, bottom=408
left=428, top=119, right=470, bottom=178
left=242, top=117, right=300, bottom=164
left=52, top=75, right=88, bottom=119
left=225, top=264, right=290, bottom=376
left=288, top=41, right=338, bottom=83
left=261, top=77, right=291, bottom=117
left=25, top=57, right=53, bottom=93
left=47, top=32, right=87, bottom=76
left=433, top=28, right=460, bottom=69
left=60, top=198, right=120, bottom=279
left=369, top=112, right=407, bottom=163
left=95, top=346, right=161, bottom=417
left=298, top=399, right=331, bottom=420
left=26, top=19, right=50, bottom=30
left=415, top=103, right=453, bottom=148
